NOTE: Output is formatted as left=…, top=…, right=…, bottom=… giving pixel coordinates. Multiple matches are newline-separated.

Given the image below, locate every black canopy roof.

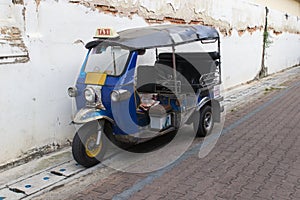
left=86, top=25, right=219, bottom=50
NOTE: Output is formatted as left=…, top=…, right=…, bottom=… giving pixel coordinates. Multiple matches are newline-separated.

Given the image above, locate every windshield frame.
left=83, top=42, right=132, bottom=78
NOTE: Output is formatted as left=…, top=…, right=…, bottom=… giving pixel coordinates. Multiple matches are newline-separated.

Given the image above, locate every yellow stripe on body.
left=85, top=73, right=107, bottom=85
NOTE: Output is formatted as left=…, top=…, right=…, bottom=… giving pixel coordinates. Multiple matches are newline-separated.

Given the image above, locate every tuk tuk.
left=67, top=25, right=223, bottom=167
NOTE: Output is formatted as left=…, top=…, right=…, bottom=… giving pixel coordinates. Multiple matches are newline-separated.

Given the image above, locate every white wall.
left=221, top=30, right=264, bottom=88
left=0, top=0, right=299, bottom=164
left=266, top=32, right=300, bottom=74
left=265, top=9, right=300, bottom=74
left=0, top=0, right=148, bottom=164
left=252, top=0, right=300, bottom=17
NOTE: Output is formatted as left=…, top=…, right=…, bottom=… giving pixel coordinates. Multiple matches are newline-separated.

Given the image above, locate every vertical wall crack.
left=258, top=7, right=269, bottom=79
left=258, top=6, right=269, bottom=79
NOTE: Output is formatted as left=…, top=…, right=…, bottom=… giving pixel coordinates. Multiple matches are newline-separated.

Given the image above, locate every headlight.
left=67, top=87, right=77, bottom=97
left=111, top=89, right=131, bottom=102
left=84, top=88, right=96, bottom=103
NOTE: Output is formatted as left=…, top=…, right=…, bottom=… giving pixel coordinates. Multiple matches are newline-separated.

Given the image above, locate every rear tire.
left=193, top=105, right=214, bottom=137
left=72, top=121, right=107, bottom=168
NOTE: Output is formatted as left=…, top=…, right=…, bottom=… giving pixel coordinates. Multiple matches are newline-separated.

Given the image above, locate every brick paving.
left=68, top=77, right=300, bottom=200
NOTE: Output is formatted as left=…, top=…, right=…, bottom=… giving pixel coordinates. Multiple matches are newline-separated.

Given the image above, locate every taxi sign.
left=94, top=28, right=119, bottom=39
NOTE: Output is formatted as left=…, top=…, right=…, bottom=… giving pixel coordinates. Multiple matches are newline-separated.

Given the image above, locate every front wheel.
left=193, top=105, right=214, bottom=137
left=72, top=121, right=107, bottom=168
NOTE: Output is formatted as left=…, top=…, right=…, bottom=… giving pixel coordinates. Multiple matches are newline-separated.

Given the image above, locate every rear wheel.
left=193, top=105, right=214, bottom=137
left=72, top=121, right=107, bottom=168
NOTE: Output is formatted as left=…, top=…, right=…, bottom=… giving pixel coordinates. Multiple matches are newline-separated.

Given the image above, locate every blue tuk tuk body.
left=68, top=25, right=223, bottom=167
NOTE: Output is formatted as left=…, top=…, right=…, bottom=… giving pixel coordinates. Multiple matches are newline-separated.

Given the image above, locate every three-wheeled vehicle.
left=67, top=25, right=223, bottom=167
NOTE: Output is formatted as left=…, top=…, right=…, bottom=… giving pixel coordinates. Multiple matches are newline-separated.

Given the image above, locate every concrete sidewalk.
left=1, top=66, right=300, bottom=200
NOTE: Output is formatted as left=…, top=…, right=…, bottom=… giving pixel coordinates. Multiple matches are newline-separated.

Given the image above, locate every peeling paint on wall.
left=67, top=0, right=232, bottom=36
left=12, top=0, right=24, bottom=5
left=235, top=26, right=264, bottom=37
left=69, top=0, right=299, bottom=37
left=270, top=29, right=283, bottom=35
left=0, top=26, right=29, bottom=64
left=35, top=0, right=41, bottom=7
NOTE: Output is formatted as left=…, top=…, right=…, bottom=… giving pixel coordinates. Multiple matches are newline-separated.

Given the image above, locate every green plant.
left=263, top=31, right=273, bottom=48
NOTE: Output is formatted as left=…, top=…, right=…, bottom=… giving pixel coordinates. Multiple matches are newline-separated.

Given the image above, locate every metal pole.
left=218, top=38, right=222, bottom=84
left=172, top=46, right=178, bottom=95
left=112, top=52, right=117, bottom=75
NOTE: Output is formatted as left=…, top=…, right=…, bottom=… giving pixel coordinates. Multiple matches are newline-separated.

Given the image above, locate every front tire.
left=193, top=105, right=214, bottom=137
left=72, top=121, right=107, bottom=168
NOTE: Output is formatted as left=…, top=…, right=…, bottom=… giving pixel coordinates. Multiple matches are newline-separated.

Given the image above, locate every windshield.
left=85, top=43, right=130, bottom=76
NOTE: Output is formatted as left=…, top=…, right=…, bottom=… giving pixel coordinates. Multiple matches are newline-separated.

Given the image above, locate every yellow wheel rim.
left=85, top=134, right=102, bottom=158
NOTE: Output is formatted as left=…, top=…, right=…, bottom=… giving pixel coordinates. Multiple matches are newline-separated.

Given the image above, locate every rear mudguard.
left=187, top=97, right=222, bottom=124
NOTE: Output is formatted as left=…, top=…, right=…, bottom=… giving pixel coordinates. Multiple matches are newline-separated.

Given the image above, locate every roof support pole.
left=172, top=45, right=178, bottom=96
left=218, top=38, right=222, bottom=84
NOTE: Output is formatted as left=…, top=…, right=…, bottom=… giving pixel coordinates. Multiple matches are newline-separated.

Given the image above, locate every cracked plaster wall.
left=0, top=0, right=299, bottom=164
left=265, top=9, right=300, bottom=74
left=0, top=0, right=28, bottom=64
left=252, top=0, right=300, bottom=17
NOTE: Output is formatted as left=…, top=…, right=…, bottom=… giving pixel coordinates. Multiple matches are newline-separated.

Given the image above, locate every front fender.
left=72, top=108, right=114, bottom=124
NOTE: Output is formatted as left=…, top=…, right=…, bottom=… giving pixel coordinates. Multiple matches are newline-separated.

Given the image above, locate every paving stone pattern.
left=69, top=77, right=300, bottom=200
